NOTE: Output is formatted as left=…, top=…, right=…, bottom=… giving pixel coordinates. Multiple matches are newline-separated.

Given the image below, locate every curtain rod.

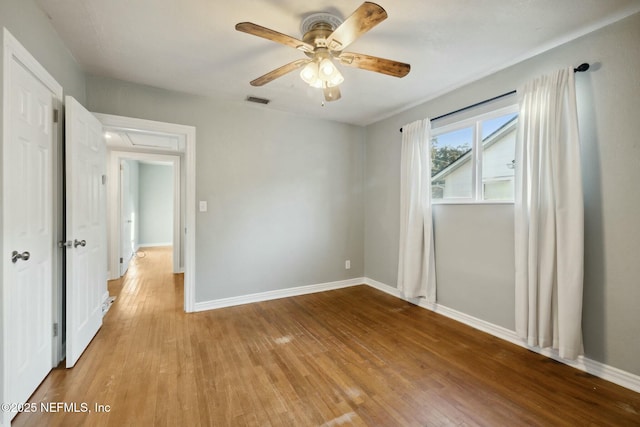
left=399, top=63, right=590, bottom=133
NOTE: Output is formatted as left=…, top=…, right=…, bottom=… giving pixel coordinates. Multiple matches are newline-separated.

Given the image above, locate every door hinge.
left=53, top=108, right=59, bottom=123
left=120, top=257, right=123, bottom=263
left=102, top=174, right=107, bottom=185
left=53, top=323, right=58, bottom=337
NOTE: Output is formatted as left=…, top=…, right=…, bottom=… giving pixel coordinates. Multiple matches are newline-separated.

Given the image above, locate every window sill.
left=432, top=200, right=514, bottom=206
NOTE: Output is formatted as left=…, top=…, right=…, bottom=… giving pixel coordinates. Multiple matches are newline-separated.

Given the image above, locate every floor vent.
left=246, top=96, right=270, bottom=105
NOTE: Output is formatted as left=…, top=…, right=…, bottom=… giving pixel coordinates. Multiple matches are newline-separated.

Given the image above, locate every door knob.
left=73, top=239, right=87, bottom=248
left=11, top=251, right=30, bottom=263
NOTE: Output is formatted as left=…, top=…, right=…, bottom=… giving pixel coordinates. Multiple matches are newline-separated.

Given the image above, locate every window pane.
left=481, top=113, right=517, bottom=200
left=431, top=127, right=473, bottom=199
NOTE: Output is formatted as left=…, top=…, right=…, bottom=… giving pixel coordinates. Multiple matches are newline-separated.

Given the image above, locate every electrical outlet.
left=345, top=260, right=351, bottom=270
left=199, top=201, right=207, bottom=212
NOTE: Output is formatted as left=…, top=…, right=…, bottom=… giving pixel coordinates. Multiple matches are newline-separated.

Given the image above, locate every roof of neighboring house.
left=431, top=116, right=518, bottom=182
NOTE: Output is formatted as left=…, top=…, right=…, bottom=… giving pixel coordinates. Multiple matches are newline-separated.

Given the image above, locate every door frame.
left=95, top=113, right=196, bottom=313
left=119, top=158, right=134, bottom=276
left=111, top=152, right=181, bottom=275
left=1, top=28, right=63, bottom=426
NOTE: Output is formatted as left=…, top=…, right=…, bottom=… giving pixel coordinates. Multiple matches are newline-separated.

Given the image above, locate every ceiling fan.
left=236, top=2, right=410, bottom=102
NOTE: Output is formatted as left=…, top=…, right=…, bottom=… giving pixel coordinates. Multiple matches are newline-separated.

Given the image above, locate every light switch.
left=199, top=201, right=208, bottom=212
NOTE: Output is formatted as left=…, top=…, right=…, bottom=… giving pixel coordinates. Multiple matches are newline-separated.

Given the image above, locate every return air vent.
left=246, top=96, right=270, bottom=105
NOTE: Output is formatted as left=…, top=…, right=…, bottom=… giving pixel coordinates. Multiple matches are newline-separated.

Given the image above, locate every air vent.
left=246, top=96, right=270, bottom=105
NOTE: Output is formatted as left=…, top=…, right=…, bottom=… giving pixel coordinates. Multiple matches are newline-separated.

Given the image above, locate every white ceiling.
left=36, top=0, right=640, bottom=126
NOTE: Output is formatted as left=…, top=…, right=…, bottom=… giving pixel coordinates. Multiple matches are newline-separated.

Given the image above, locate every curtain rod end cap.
left=574, top=63, right=590, bottom=72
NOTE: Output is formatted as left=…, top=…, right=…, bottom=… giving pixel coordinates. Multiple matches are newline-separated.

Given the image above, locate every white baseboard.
left=138, top=242, right=172, bottom=248
left=363, top=277, right=640, bottom=394
left=189, top=275, right=640, bottom=393
left=194, top=277, right=366, bottom=312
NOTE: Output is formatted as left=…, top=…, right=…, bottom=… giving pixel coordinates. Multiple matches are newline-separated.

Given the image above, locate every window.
left=431, top=105, right=518, bottom=203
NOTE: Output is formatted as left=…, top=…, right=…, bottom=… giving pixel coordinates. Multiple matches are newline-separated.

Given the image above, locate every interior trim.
left=94, top=113, right=196, bottom=313
left=364, top=277, right=640, bottom=394
left=193, top=278, right=364, bottom=312
left=191, top=275, right=640, bottom=394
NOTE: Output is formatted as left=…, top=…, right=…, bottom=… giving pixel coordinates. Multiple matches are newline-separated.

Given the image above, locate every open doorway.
left=118, top=156, right=180, bottom=276
left=95, top=113, right=196, bottom=312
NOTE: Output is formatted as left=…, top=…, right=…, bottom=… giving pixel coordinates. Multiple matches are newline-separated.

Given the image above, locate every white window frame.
left=431, top=104, right=518, bottom=205
left=482, top=177, right=515, bottom=201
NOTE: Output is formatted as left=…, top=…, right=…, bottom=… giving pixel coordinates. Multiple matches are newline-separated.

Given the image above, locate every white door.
left=120, top=160, right=134, bottom=275
left=3, top=54, right=53, bottom=417
left=65, top=96, right=107, bottom=368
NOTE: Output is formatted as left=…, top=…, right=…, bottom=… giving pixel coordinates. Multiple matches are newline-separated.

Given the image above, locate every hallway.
left=14, top=247, right=192, bottom=426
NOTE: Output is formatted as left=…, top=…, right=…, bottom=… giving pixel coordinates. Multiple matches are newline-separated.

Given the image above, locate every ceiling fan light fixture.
left=327, top=68, right=344, bottom=87
left=300, top=61, right=319, bottom=85
left=301, top=56, right=343, bottom=89
left=237, top=2, right=411, bottom=102
left=319, top=58, right=336, bottom=78
left=324, top=85, right=341, bottom=101
left=310, top=79, right=324, bottom=89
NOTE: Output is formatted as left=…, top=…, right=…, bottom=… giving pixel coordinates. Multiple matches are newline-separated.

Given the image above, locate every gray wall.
left=433, top=205, right=515, bottom=329
left=86, top=77, right=365, bottom=301
left=364, top=12, right=640, bottom=376
left=123, top=159, right=140, bottom=253
left=0, top=0, right=86, bottom=102
left=139, top=163, right=173, bottom=246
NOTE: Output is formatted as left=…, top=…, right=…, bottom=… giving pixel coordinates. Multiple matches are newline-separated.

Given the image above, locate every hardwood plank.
left=13, top=246, right=640, bottom=426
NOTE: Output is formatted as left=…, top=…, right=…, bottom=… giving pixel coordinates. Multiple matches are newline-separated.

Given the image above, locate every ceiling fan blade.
left=338, top=52, right=410, bottom=77
left=323, top=86, right=341, bottom=102
left=326, top=2, right=388, bottom=52
left=250, top=59, right=310, bottom=86
left=236, top=22, right=314, bottom=53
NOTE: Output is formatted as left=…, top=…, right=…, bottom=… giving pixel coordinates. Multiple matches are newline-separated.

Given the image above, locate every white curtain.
left=514, top=68, right=584, bottom=360
left=397, top=119, right=436, bottom=301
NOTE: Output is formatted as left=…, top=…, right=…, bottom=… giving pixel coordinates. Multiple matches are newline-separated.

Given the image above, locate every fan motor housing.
left=301, top=12, right=343, bottom=54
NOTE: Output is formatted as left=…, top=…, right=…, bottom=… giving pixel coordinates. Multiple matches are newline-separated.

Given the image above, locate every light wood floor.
left=14, top=246, right=640, bottom=426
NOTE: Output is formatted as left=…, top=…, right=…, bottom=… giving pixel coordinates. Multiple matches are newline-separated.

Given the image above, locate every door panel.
left=65, top=96, right=107, bottom=368
left=5, top=57, right=53, bottom=415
